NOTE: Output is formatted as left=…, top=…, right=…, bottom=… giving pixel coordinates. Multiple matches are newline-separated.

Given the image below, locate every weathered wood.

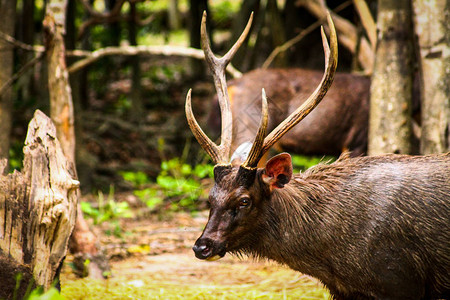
left=44, top=0, right=110, bottom=278
left=0, top=110, right=79, bottom=298
left=413, top=0, right=450, bottom=154
left=368, top=0, right=414, bottom=155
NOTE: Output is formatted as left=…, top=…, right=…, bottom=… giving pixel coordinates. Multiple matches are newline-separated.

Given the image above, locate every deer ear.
left=262, top=153, right=292, bottom=190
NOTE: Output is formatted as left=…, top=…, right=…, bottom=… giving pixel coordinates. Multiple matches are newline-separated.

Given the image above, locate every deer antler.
left=185, top=11, right=253, bottom=165
left=242, top=12, right=338, bottom=168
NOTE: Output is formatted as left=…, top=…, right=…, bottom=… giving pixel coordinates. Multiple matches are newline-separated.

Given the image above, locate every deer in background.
left=186, top=11, right=450, bottom=300
left=210, top=68, right=371, bottom=158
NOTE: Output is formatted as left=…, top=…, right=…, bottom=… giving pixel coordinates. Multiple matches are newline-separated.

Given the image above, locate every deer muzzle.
left=193, top=237, right=227, bottom=261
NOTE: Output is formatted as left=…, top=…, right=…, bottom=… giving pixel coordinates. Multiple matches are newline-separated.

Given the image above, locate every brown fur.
left=195, top=153, right=450, bottom=299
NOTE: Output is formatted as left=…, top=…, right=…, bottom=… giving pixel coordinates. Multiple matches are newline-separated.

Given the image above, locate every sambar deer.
left=210, top=69, right=371, bottom=157
left=186, top=11, right=450, bottom=300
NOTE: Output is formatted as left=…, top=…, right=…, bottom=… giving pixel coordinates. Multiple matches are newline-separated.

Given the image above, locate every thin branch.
left=78, top=14, right=123, bottom=39
left=297, top=0, right=374, bottom=73
left=262, top=20, right=321, bottom=69
left=0, top=31, right=45, bottom=52
left=78, top=0, right=127, bottom=39
left=263, top=0, right=351, bottom=69
left=352, top=0, right=376, bottom=48
left=0, top=52, right=45, bottom=97
left=67, top=45, right=243, bottom=78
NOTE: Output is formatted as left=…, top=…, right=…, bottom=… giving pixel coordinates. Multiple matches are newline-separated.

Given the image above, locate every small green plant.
left=81, top=186, right=133, bottom=224
left=123, top=158, right=214, bottom=212
left=12, top=273, right=64, bottom=300
left=26, top=287, right=65, bottom=300
left=121, top=171, right=150, bottom=188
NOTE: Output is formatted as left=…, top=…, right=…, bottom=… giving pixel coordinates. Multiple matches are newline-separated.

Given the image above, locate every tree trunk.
left=188, top=0, right=209, bottom=78
left=43, top=0, right=76, bottom=166
left=368, top=0, right=414, bottom=155
left=0, top=0, right=17, bottom=168
left=228, top=0, right=260, bottom=71
left=106, top=0, right=121, bottom=47
left=168, top=0, right=181, bottom=30
left=267, top=0, right=287, bottom=67
left=0, top=110, right=78, bottom=298
left=17, top=0, right=36, bottom=103
left=128, top=1, right=144, bottom=121
left=44, top=0, right=109, bottom=278
left=413, top=0, right=450, bottom=153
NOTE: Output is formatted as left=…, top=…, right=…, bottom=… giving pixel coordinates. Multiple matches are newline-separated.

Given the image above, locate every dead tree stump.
left=0, top=110, right=79, bottom=299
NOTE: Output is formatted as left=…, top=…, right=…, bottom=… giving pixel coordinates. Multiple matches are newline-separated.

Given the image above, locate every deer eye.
left=239, top=197, right=251, bottom=208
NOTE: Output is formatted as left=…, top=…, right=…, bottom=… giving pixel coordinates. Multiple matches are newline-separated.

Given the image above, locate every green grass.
left=62, top=277, right=329, bottom=300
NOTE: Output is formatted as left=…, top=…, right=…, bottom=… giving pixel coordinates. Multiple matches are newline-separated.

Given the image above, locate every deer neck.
left=250, top=177, right=341, bottom=276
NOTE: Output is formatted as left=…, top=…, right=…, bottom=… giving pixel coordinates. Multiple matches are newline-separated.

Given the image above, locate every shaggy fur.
left=196, top=153, right=450, bottom=300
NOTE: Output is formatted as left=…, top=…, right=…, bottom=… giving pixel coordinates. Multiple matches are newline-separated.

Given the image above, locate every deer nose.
left=193, top=241, right=212, bottom=259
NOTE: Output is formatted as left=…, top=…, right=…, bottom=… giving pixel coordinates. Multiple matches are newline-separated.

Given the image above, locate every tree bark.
left=0, top=110, right=78, bottom=298
left=128, top=1, right=144, bottom=121
left=44, top=0, right=109, bottom=278
left=168, top=0, right=181, bottom=30
left=17, top=0, right=36, bottom=102
left=188, top=0, right=209, bottom=78
left=267, top=0, right=287, bottom=67
left=0, top=0, right=17, bottom=168
left=43, top=0, right=76, bottom=166
left=413, top=0, right=450, bottom=153
left=368, top=0, right=414, bottom=155
left=228, top=0, right=260, bottom=71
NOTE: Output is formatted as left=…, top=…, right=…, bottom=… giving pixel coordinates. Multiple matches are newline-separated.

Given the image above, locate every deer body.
left=186, top=12, right=449, bottom=300
left=218, top=154, right=449, bottom=299
left=225, top=69, right=370, bottom=156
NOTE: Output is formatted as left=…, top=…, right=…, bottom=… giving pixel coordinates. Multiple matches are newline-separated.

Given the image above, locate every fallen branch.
left=67, top=45, right=243, bottom=78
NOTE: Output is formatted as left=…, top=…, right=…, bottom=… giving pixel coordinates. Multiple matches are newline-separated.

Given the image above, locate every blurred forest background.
left=1, top=0, right=448, bottom=194
left=0, top=0, right=374, bottom=194
left=0, top=0, right=449, bottom=232
left=0, top=0, right=449, bottom=297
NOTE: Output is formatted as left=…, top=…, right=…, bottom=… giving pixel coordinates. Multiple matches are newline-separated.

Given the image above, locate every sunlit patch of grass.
left=62, top=276, right=329, bottom=300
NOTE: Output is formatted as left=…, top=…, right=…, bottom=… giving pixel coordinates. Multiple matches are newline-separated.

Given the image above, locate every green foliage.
left=81, top=187, right=133, bottom=225
left=123, top=158, right=214, bottom=212
left=121, top=171, right=149, bottom=188
left=211, top=0, right=239, bottom=24
left=291, top=154, right=336, bottom=173
left=8, top=141, right=24, bottom=171
left=61, top=270, right=330, bottom=300
left=27, top=287, right=65, bottom=300
left=13, top=273, right=64, bottom=300
left=113, top=94, right=132, bottom=115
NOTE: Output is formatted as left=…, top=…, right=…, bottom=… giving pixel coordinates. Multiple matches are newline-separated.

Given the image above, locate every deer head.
left=186, top=11, right=338, bottom=261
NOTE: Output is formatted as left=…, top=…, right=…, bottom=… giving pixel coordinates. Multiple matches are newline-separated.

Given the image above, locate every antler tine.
left=186, top=12, right=253, bottom=165
left=260, top=11, right=338, bottom=156
left=242, top=89, right=269, bottom=168
left=185, top=89, right=222, bottom=164
left=196, top=11, right=253, bottom=164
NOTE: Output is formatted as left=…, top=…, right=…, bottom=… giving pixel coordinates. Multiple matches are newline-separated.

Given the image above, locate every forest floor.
left=59, top=201, right=330, bottom=300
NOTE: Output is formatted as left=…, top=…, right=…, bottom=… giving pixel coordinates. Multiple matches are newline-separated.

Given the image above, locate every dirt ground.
left=60, top=208, right=330, bottom=299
